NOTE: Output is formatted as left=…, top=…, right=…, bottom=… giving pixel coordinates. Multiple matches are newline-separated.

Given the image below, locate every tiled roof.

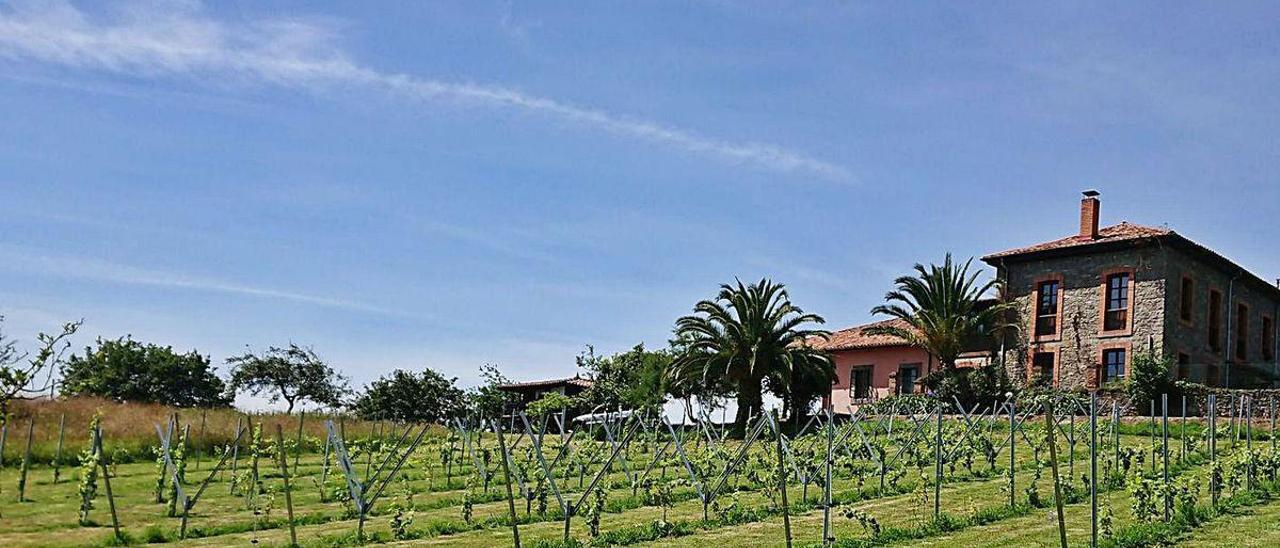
left=808, top=318, right=914, bottom=351
left=983, top=222, right=1172, bottom=260
left=497, top=376, right=593, bottom=391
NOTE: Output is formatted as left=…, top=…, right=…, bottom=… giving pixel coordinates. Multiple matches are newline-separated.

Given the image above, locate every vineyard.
left=3, top=394, right=1280, bottom=547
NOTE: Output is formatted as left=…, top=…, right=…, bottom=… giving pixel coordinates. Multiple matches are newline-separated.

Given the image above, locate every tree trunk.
left=733, top=379, right=764, bottom=437
left=285, top=399, right=295, bottom=414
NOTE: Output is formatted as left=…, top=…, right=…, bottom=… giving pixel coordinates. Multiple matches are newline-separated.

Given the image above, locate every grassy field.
left=3, top=400, right=1280, bottom=547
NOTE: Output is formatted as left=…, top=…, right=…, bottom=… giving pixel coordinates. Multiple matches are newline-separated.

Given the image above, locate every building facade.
left=982, top=192, right=1280, bottom=389
left=814, top=319, right=936, bottom=412
left=496, top=375, right=592, bottom=415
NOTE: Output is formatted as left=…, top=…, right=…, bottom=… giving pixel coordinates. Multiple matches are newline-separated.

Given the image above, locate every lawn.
left=3, top=403, right=1280, bottom=547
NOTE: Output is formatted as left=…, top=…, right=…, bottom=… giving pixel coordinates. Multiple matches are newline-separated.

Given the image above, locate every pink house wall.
left=823, top=345, right=935, bottom=413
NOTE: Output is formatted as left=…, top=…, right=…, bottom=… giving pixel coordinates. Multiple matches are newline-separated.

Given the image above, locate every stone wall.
left=1163, top=245, right=1280, bottom=386
left=997, top=245, right=1168, bottom=389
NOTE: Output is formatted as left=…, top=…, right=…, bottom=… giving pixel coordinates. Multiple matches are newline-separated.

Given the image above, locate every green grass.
left=4, top=414, right=1280, bottom=548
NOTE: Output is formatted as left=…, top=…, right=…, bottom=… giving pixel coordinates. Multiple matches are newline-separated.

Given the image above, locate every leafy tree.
left=669, top=278, right=832, bottom=434
left=0, top=316, right=80, bottom=420
left=352, top=368, right=466, bottom=423
left=526, top=392, right=578, bottom=417
left=665, top=332, right=734, bottom=422
left=865, top=254, right=1014, bottom=370
left=766, top=352, right=835, bottom=423
left=577, top=343, right=672, bottom=413
left=1127, top=353, right=1177, bottom=414
left=225, top=344, right=350, bottom=413
left=467, top=363, right=515, bottom=419
left=61, top=336, right=231, bottom=407
left=919, top=358, right=1014, bottom=408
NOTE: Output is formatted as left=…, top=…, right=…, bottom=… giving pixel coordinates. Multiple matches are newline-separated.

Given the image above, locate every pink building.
left=814, top=319, right=935, bottom=412
left=815, top=318, right=991, bottom=413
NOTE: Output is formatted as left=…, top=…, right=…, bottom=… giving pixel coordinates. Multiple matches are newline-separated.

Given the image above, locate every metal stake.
left=822, top=408, right=833, bottom=546
left=1089, top=392, right=1098, bottom=548
left=1209, top=394, right=1218, bottom=506
left=1009, top=399, right=1016, bottom=508
left=1162, top=393, right=1170, bottom=520
left=934, top=404, right=942, bottom=520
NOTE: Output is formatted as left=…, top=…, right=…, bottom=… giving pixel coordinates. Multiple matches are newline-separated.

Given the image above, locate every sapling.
left=166, top=427, right=189, bottom=517
left=1129, top=478, right=1158, bottom=522
left=389, top=477, right=415, bottom=540
left=152, top=445, right=168, bottom=504
left=1100, top=501, right=1115, bottom=538
left=645, top=478, right=675, bottom=523
left=461, top=475, right=476, bottom=524
left=842, top=507, right=881, bottom=536
left=77, top=414, right=103, bottom=526
left=584, top=484, right=608, bottom=538
left=250, top=423, right=264, bottom=495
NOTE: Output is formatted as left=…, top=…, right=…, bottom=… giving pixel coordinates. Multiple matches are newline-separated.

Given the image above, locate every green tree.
left=526, top=392, right=578, bottom=417
left=0, top=316, right=80, bottom=420
left=467, top=363, right=514, bottom=419
left=577, top=343, right=672, bottom=413
left=225, top=344, right=350, bottom=413
left=352, top=368, right=466, bottom=423
left=766, top=353, right=835, bottom=423
left=61, top=336, right=231, bottom=407
left=865, top=254, right=1014, bottom=371
left=1127, top=353, right=1177, bottom=414
left=669, top=278, right=832, bottom=434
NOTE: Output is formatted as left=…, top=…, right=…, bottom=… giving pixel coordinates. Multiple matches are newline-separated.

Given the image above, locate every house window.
left=1102, top=348, right=1127, bottom=383
left=851, top=367, right=873, bottom=399
left=1208, top=289, right=1223, bottom=352
left=897, top=365, right=920, bottom=395
left=1104, top=272, right=1130, bottom=332
left=1032, top=352, right=1055, bottom=387
left=1035, top=280, right=1060, bottom=337
left=1236, top=303, right=1249, bottom=361
left=1177, top=353, right=1191, bottom=380
left=1264, top=316, right=1276, bottom=362
left=1180, top=277, right=1194, bottom=323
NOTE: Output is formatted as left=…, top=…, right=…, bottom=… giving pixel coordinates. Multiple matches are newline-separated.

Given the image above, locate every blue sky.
left=2, top=1, right=1279, bottom=408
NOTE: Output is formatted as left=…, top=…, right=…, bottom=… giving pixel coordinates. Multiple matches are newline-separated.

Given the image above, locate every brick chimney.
left=1080, top=190, right=1101, bottom=239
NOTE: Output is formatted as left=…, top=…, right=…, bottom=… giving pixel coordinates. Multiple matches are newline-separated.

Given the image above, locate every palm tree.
left=865, top=254, right=1014, bottom=371
left=670, top=278, right=832, bottom=434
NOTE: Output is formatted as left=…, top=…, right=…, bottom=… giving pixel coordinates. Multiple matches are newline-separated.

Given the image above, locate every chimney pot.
left=1080, top=190, right=1101, bottom=239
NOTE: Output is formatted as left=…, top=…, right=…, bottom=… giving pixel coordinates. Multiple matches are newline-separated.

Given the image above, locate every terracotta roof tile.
left=808, top=318, right=914, bottom=351
left=497, top=376, right=593, bottom=391
left=982, top=222, right=1172, bottom=260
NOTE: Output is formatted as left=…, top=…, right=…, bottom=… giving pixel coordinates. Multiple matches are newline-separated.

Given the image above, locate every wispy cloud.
left=0, top=245, right=407, bottom=317
left=0, top=0, right=851, bottom=181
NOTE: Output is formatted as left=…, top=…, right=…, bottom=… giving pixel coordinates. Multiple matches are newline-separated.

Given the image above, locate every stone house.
left=982, top=191, right=1280, bottom=389
left=496, top=375, right=592, bottom=414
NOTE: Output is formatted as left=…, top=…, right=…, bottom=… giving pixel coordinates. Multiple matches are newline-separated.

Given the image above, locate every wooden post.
left=196, top=409, right=207, bottom=470
left=1045, top=399, right=1068, bottom=548
left=276, top=425, right=298, bottom=547
left=227, top=416, right=242, bottom=488
left=495, top=423, right=522, bottom=548
left=96, top=425, right=122, bottom=541
left=295, top=410, right=306, bottom=474
left=18, top=418, right=34, bottom=502
left=54, top=413, right=66, bottom=483
left=0, top=421, right=8, bottom=470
